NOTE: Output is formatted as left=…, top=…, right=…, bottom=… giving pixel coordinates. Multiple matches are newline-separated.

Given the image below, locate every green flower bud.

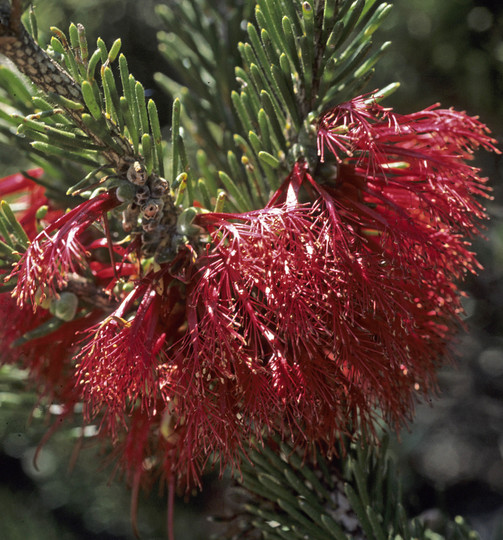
left=35, top=205, right=49, bottom=220
left=51, top=292, right=79, bottom=321
left=116, top=181, right=137, bottom=202
left=176, top=206, right=201, bottom=236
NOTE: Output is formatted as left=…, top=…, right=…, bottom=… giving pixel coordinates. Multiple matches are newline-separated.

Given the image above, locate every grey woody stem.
left=0, top=2, right=82, bottom=101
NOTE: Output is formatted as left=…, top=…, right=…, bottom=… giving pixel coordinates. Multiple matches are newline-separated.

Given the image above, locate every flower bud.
left=35, top=205, right=49, bottom=220
left=51, top=291, right=79, bottom=321
left=148, top=174, right=169, bottom=199
left=116, top=181, right=137, bottom=202
left=134, top=185, right=150, bottom=205
left=176, top=206, right=201, bottom=236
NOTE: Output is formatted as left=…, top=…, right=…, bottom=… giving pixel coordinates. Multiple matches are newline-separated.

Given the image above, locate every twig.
left=0, top=0, right=82, bottom=101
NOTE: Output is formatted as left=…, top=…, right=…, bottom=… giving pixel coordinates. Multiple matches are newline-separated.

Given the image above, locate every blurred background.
left=374, top=3, right=503, bottom=539
left=0, top=0, right=502, bottom=538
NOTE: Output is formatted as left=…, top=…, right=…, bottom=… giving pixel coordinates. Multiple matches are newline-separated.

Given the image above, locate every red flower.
left=316, top=94, right=496, bottom=275
left=75, top=282, right=165, bottom=439
left=152, top=95, right=497, bottom=485
left=0, top=91, right=497, bottom=500
left=157, top=168, right=440, bottom=476
left=9, top=192, right=119, bottom=308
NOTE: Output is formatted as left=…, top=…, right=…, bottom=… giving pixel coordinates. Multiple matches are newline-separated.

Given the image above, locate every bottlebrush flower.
left=316, top=94, right=496, bottom=276
left=158, top=172, right=426, bottom=480
left=9, top=191, right=119, bottom=308
left=153, top=95, right=497, bottom=486
left=75, top=283, right=165, bottom=439
left=0, top=90, right=497, bottom=503
left=0, top=171, right=102, bottom=417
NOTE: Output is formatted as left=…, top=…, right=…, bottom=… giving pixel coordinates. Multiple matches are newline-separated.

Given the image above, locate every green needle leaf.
left=107, top=38, right=122, bottom=64
left=135, top=81, right=149, bottom=136
left=258, top=151, right=280, bottom=169
left=1, top=201, right=30, bottom=249
left=81, top=80, right=102, bottom=120
left=148, top=99, right=164, bottom=176
left=218, top=170, right=251, bottom=212
left=87, top=48, right=102, bottom=81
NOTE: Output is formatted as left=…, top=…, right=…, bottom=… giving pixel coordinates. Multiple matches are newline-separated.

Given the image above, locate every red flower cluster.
left=10, top=192, right=119, bottom=307
left=0, top=93, right=497, bottom=496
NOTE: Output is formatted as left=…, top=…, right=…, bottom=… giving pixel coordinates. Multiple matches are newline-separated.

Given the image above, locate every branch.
left=0, top=1, right=132, bottom=167
left=0, top=0, right=82, bottom=101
